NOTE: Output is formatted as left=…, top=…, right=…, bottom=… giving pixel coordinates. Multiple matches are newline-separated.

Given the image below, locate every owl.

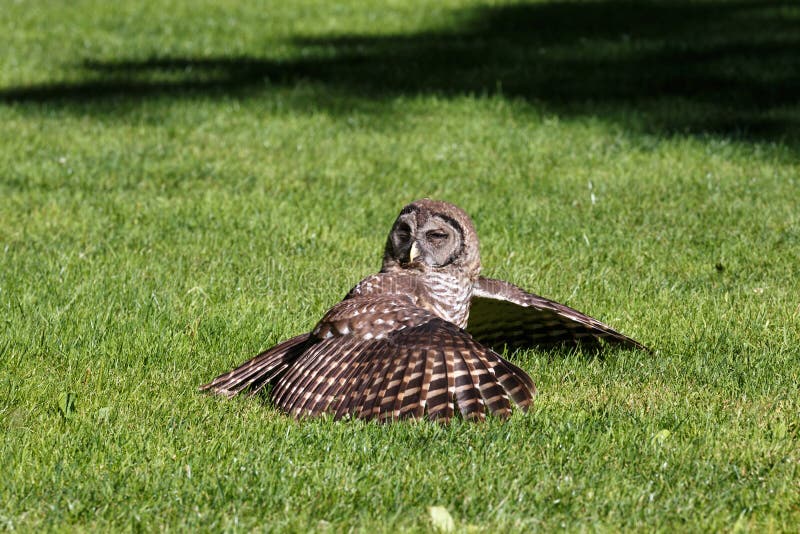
left=201, top=199, right=646, bottom=422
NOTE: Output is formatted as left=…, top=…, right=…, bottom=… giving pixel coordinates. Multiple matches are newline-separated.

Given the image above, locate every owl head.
left=381, top=199, right=481, bottom=280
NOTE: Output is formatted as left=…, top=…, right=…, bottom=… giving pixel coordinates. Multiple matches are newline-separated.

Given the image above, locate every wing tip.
left=199, top=384, right=238, bottom=398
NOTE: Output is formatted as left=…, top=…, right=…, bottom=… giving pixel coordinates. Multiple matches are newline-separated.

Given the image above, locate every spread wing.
left=201, top=294, right=535, bottom=422
left=467, top=277, right=647, bottom=352
left=200, top=333, right=313, bottom=398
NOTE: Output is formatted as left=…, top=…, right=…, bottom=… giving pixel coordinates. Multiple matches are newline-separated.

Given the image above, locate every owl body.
left=202, top=199, right=646, bottom=422
left=346, top=271, right=474, bottom=329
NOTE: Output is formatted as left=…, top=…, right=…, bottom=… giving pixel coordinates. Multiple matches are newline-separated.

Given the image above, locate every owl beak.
left=408, top=241, right=421, bottom=263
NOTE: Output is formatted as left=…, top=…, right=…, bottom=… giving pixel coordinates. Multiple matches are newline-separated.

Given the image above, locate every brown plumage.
left=201, top=199, right=646, bottom=422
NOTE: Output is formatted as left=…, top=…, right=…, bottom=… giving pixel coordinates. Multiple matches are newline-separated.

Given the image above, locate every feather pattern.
left=201, top=295, right=535, bottom=422
left=468, top=277, right=648, bottom=352
left=201, top=199, right=647, bottom=423
left=199, top=334, right=311, bottom=397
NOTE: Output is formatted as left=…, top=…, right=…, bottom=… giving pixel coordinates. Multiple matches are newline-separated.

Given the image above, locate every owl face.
left=382, top=199, right=480, bottom=279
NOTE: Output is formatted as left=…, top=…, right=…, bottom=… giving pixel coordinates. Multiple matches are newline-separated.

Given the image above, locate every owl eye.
left=395, top=223, right=412, bottom=240
left=426, top=230, right=449, bottom=241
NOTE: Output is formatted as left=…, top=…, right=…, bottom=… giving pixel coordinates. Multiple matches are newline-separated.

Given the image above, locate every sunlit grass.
left=1, top=0, right=799, bottom=531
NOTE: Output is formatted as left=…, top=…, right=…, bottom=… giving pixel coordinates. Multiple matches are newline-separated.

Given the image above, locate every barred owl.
left=201, top=199, right=645, bottom=422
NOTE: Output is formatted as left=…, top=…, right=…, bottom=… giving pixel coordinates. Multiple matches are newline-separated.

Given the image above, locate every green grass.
left=2, top=0, right=799, bottom=531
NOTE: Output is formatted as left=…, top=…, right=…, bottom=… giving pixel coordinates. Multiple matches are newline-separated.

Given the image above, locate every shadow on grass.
left=2, top=0, right=798, bottom=143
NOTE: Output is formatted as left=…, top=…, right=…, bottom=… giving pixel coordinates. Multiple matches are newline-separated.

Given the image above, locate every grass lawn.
left=2, top=0, right=799, bottom=531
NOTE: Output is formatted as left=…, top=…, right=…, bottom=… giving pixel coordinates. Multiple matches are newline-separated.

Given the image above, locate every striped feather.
left=308, top=339, right=370, bottom=416
left=378, top=347, right=416, bottom=421
left=336, top=342, right=389, bottom=419
left=455, top=349, right=492, bottom=419
left=470, top=349, right=512, bottom=418
left=199, top=334, right=311, bottom=397
left=332, top=340, right=385, bottom=419
left=272, top=340, right=332, bottom=414
left=452, top=350, right=485, bottom=421
left=469, top=277, right=648, bottom=352
left=391, top=349, right=424, bottom=420
left=414, top=348, right=437, bottom=420
left=492, top=358, right=535, bottom=410
left=367, top=345, right=408, bottom=420
left=294, top=339, right=356, bottom=416
left=357, top=345, right=397, bottom=419
left=425, top=350, right=453, bottom=421
left=201, top=300, right=537, bottom=423
left=398, top=348, right=431, bottom=419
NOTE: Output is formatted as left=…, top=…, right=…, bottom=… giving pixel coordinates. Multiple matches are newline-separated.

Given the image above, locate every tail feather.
left=200, top=334, right=312, bottom=397
left=425, top=350, right=455, bottom=422
left=492, top=357, right=535, bottom=411
left=377, top=347, right=415, bottom=421
left=452, top=351, right=486, bottom=421
left=467, top=349, right=512, bottom=418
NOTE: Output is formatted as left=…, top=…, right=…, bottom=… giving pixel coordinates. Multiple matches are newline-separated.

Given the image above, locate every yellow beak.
left=409, top=241, right=420, bottom=262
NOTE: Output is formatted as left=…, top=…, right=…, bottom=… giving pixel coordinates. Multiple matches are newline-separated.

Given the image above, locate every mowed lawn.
left=1, top=0, right=799, bottom=531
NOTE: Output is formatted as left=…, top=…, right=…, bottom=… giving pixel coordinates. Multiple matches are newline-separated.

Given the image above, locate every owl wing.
left=467, top=277, right=647, bottom=352
left=199, top=333, right=313, bottom=398
left=201, top=294, right=535, bottom=422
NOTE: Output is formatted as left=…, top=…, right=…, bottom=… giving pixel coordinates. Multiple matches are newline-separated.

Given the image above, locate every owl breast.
left=415, top=271, right=474, bottom=328
left=347, top=272, right=474, bottom=329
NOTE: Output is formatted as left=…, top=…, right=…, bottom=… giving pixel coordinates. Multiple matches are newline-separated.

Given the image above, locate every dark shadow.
left=2, top=0, right=799, bottom=144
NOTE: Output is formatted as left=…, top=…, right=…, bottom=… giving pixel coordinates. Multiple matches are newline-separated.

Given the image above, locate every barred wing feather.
left=201, top=297, right=535, bottom=422
left=468, top=277, right=647, bottom=352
